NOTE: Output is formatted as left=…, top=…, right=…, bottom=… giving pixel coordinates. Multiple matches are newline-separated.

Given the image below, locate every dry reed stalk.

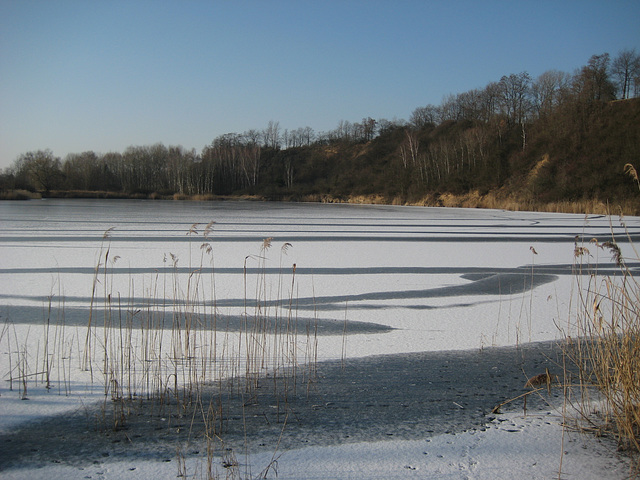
left=3, top=219, right=320, bottom=475
left=1, top=321, right=13, bottom=393
left=41, top=295, right=52, bottom=390
left=341, top=302, right=348, bottom=369
left=82, top=227, right=115, bottom=376
left=562, top=225, right=640, bottom=471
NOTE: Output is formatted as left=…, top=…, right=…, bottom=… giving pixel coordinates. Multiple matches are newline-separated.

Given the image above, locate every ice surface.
left=1, top=199, right=638, bottom=478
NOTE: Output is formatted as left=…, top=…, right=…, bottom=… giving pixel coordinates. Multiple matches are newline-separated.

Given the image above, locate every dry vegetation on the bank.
left=561, top=166, right=640, bottom=474
left=1, top=225, right=318, bottom=479
left=0, top=189, right=41, bottom=200
left=297, top=191, right=640, bottom=216
left=562, top=235, right=640, bottom=473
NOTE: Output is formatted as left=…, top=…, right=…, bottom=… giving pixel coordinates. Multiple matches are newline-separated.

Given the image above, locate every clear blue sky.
left=1, top=0, right=639, bottom=169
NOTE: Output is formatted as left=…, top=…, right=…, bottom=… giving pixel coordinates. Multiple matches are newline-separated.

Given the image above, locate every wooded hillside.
left=2, top=51, right=640, bottom=213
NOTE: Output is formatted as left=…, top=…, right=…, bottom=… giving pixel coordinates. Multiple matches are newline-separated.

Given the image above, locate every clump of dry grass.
left=1, top=220, right=317, bottom=477
left=565, top=238, right=640, bottom=454
left=0, top=189, right=41, bottom=200
left=432, top=190, right=639, bottom=215
left=562, top=221, right=640, bottom=470
left=625, top=164, right=640, bottom=190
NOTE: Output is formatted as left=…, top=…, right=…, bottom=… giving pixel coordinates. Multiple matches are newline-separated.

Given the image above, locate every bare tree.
left=377, top=118, right=405, bottom=135
left=244, top=129, right=262, bottom=145
left=611, top=48, right=640, bottom=99
left=16, top=149, right=62, bottom=192
left=329, top=120, right=355, bottom=142
left=531, top=70, right=571, bottom=116
left=63, top=151, right=99, bottom=190
left=399, top=128, right=419, bottom=169
left=439, top=93, right=463, bottom=122
left=301, top=126, right=315, bottom=145
left=165, top=145, right=198, bottom=194
left=287, top=126, right=315, bottom=147
left=361, top=117, right=377, bottom=141
left=240, top=141, right=261, bottom=187
left=457, top=89, right=485, bottom=121
left=498, top=72, right=532, bottom=125
left=284, top=156, right=294, bottom=189
left=410, top=105, right=440, bottom=129
left=573, top=53, right=616, bottom=101
left=262, top=120, right=281, bottom=149
left=478, top=82, right=501, bottom=123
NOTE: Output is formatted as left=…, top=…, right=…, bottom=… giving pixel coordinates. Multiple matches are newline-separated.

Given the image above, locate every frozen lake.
left=1, top=199, right=639, bottom=478
left=1, top=198, right=639, bottom=357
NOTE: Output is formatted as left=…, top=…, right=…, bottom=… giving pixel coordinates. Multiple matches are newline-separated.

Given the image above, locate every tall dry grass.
left=428, top=190, right=639, bottom=216
left=302, top=190, right=640, bottom=215
left=0, top=189, right=42, bottom=200
left=2, top=222, right=319, bottom=479
left=561, top=237, right=640, bottom=477
left=561, top=166, right=640, bottom=473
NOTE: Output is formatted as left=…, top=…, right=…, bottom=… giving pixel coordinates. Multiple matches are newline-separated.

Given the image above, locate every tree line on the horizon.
left=2, top=49, right=640, bottom=203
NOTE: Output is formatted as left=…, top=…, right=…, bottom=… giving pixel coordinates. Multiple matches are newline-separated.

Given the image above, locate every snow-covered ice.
left=1, top=199, right=638, bottom=478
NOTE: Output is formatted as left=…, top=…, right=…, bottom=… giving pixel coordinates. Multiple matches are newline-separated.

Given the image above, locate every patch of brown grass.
left=0, top=189, right=41, bottom=200
left=562, top=226, right=640, bottom=472
left=409, top=190, right=640, bottom=216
